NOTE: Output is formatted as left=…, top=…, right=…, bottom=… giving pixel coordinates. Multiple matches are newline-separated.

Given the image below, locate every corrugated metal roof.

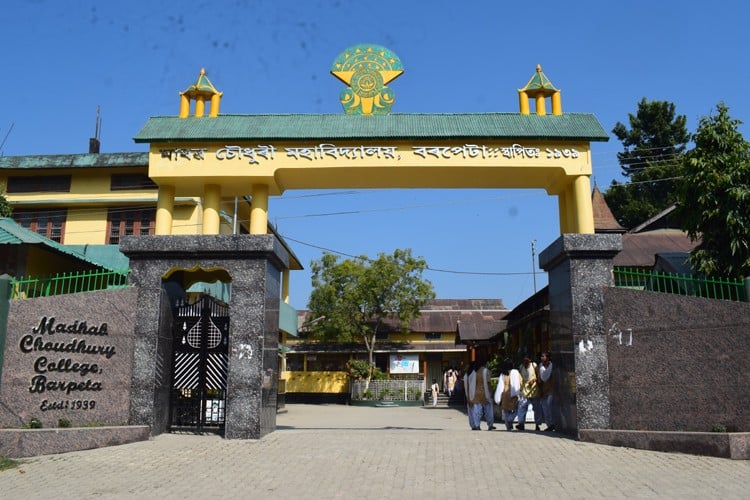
left=456, top=319, right=507, bottom=341
left=66, top=244, right=130, bottom=271
left=287, top=341, right=465, bottom=353
left=134, top=113, right=610, bottom=143
left=0, top=218, right=125, bottom=271
left=297, top=307, right=507, bottom=336
left=0, top=152, right=148, bottom=170
left=614, top=230, right=698, bottom=267
left=421, top=298, right=507, bottom=311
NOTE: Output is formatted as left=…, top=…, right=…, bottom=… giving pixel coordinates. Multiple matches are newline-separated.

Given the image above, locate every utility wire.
left=279, top=234, right=536, bottom=277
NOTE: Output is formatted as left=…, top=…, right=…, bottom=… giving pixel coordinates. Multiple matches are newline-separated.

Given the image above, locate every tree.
left=0, top=192, right=11, bottom=217
left=604, top=98, right=689, bottom=228
left=676, top=102, right=750, bottom=278
left=305, top=249, right=435, bottom=387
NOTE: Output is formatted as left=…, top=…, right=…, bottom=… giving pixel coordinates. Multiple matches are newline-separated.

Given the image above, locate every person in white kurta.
left=493, top=359, right=522, bottom=430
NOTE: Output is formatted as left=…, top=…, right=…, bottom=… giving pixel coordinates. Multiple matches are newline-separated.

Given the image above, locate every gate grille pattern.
left=169, top=295, right=229, bottom=432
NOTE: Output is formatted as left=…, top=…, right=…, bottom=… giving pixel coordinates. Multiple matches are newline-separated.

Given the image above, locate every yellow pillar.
left=572, top=175, right=595, bottom=234
left=566, top=183, right=577, bottom=233
left=195, top=97, right=206, bottom=118
left=518, top=91, right=529, bottom=115
left=535, top=95, right=546, bottom=115
left=202, top=184, right=221, bottom=235
left=210, top=94, right=221, bottom=117
left=557, top=189, right=569, bottom=234
left=282, top=269, right=290, bottom=304
left=250, top=184, right=269, bottom=234
left=155, top=184, right=175, bottom=235
left=552, top=91, right=562, bottom=115
left=179, top=95, right=190, bottom=118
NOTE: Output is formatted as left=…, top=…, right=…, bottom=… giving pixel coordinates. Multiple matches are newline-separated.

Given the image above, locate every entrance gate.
left=169, top=295, right=230, bottom=432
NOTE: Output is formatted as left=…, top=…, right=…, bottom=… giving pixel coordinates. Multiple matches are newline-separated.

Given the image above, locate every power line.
left=279, top=234, right=535, bottom=277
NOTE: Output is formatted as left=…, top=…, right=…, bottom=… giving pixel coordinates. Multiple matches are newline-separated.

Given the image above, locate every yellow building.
left=287, top=299, right=508, bottom=403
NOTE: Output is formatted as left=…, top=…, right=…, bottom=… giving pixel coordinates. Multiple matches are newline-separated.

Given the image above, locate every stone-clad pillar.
left=539, top=234, right=621, bottom=433
left=120, top=234, right=290, bottom=439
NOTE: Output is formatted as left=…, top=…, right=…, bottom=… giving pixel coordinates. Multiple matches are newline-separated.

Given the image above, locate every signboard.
left=0, top=289, right=136, bottom=428
left=389, top=354, right=419, bottom=374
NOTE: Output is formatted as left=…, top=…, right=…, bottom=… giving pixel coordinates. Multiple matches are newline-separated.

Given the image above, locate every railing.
left=614, top=267, right=747, bottom=302
left=350, top=379, right=425, bottom=401
left=10, top=269, right=130, bottom=299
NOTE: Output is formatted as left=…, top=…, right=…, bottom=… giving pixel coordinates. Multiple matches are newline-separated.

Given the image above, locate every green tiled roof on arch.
left=134, top=113, right=609, bottom=143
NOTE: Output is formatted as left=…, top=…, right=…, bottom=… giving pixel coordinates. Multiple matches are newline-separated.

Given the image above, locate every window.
left=14, top=209, right=67, bottom=242
left=7, top=175, right=71, bottom=193
left=286, top=354, right=304, bottom=371
left=110, top=174, right=158, bottom=191
left=306, top=353, right=349, bottom=371
left=424, top=332, right=442, bottom=340
left=107, top=208, right=155, bottom=244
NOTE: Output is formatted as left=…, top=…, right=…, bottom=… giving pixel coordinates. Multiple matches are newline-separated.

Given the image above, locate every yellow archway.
left=135, top=63, right=608, bottom=237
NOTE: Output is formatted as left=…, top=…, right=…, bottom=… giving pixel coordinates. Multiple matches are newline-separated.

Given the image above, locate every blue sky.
left=3, top=1, right=749, bottom=310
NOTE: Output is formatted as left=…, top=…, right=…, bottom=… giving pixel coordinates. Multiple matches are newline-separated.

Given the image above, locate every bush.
left=346, top=359, right=372, bottom=380
left=28, top=417, right=42, bottom=429
left=58, top=418, right=72, bottom=428
left=0, top=455, right=21, bottom=471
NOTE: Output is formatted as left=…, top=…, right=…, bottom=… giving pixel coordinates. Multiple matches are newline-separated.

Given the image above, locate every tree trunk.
left=364, top=333, right=376, bottom=393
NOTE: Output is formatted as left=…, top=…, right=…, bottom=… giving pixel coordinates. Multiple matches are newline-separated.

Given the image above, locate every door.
left=169, top=295, right=229, bottom=432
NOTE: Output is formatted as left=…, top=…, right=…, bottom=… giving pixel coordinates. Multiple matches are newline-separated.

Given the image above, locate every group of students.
left=463, top=352, right=556, bottom=432
left=430, top=367, right=460, bottom=406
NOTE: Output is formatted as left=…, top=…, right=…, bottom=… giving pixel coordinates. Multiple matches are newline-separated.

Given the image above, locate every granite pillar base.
left=539, top=233, right=622, bottom=433
left=120, top=234, right=290, bottom=439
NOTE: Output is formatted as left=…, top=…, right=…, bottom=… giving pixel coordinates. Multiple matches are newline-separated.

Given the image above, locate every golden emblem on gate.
left=331, top=44, right=403, bottom=115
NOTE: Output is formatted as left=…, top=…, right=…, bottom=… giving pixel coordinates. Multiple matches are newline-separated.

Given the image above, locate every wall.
left=0, top=288, right=137, bottom=429
left=64, top=208, right=108, bottom=245
left=603, top=287, right=750, bottom=432
left=286, top=371, right=349, bottom=393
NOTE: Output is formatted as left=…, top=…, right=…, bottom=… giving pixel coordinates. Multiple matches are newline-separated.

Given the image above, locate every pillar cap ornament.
left=180, top=68, right=223, bottom=100
left=179, top=68, right=223, bottom=118
left=517, top=64, right=562, bottom=115
left=518, top=64, right=559, bottom=97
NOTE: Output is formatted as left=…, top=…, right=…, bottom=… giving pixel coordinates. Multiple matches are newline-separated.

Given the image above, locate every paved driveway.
left=1, top=404, right=748, bottom=499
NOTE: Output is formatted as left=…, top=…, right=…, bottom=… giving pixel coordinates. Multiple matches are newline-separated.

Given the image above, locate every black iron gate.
left=169, top=295, right=229, bottom=432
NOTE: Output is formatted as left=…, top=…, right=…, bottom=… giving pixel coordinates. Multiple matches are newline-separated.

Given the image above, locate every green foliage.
left=487, top=354, right=503, bottom=377
left=605, top=98, right=689, bottom=228
left=0, top=455, right=22, bottom=471
left=676, top=103, right=750, bottom=278
left=408, top=387, right=422, bottom=400
left=28, top=417, right=42, bottom=429
left=0, top=192, right=11, bottom=218
left=58, top=418, right=72, bottom=428
left=306, top=248, right=435, bottom=382
left=345, top=359, right=372, bottom=380
left=612, top=98, right=689, bottom=178
left=711, top=423, right=727, bottom=433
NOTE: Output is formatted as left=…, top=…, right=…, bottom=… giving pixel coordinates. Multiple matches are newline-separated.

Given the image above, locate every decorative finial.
left=179, top=68, right=223, bottom=118
left=518, top=65, right=562, bottom=116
